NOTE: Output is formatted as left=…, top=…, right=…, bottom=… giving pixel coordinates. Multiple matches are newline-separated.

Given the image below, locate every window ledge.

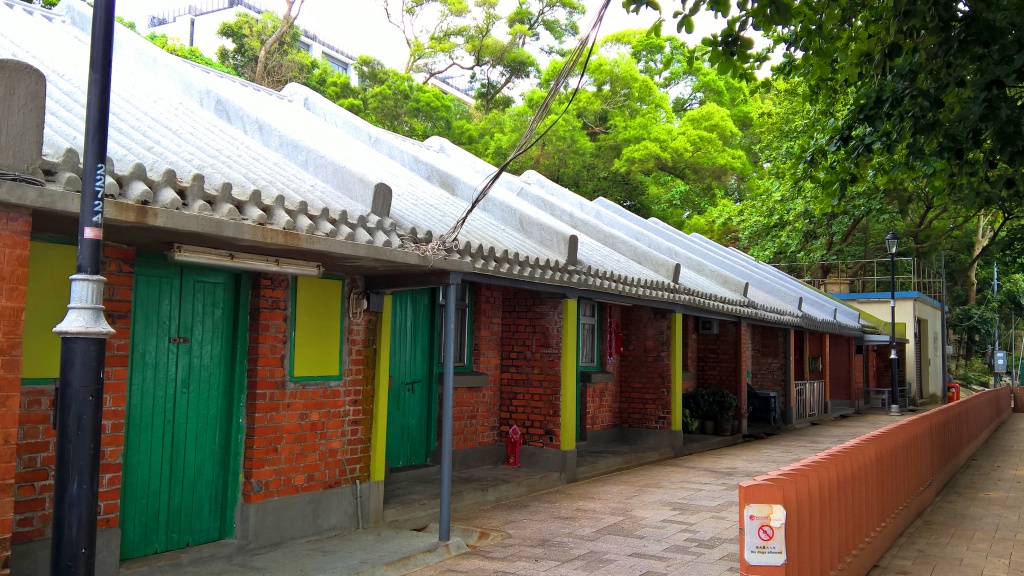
left=581, top=371, right=614, bottom=384
left=436, top=371, right=490, bottom=388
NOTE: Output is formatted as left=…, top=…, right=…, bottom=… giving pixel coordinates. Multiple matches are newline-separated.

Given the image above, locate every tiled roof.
left=0, top=0, right=862, bottom=335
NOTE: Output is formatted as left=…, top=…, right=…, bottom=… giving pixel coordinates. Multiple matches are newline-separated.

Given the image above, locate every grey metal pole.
left=994, top=261, right=999, bottom=387
left=889, top=251, right=901, bottom=415
left=438, top=283, right=456, bottom=542
left=940, top=251, right=949, bottom=404
left=51, top=1, right=118, bottom=574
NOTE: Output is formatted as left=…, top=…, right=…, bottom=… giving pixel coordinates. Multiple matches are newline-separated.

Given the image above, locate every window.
left=290, top=276, right=345, bottom=380
left=22, top=240, right=76, bottom=383
left=324, top=54, right=349, bottom=75
left=437, top=284, right=471, bottom=367
left=579, top=300, right=599, bottom=368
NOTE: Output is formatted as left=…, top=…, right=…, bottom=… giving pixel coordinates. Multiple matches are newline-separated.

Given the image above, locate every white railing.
left=861, top=386, right=909, bottom=411
left=795, top=380, right=826, bottom=421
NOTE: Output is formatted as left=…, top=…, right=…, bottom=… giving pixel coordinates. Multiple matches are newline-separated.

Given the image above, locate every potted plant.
left=707, top=388, right=738, bottom=436
left=683, top=388, right=716, bottom=434
left=681, top=407, right=699, bottom=434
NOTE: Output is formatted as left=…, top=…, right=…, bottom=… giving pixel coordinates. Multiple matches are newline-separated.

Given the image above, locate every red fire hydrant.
left=505, top=425, right=522, bottom=467
left=947, top=382, right=960, bottom=403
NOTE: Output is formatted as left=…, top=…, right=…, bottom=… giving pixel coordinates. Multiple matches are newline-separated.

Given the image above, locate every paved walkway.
left=413, top=414, right=902, bottom=576
left=869, top=413, right=1024, bottom=576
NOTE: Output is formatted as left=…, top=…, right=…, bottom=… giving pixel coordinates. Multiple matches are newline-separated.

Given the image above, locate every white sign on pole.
left=744, top=504, right=787, bottom=566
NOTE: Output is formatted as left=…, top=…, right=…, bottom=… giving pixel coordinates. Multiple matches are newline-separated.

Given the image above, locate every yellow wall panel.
left=292, top=276, right=343, bottom=378
left=22, top=241, right=76, bottom=380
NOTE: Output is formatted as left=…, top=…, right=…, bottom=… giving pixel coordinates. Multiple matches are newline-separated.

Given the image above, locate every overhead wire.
left=401, top=0, right=614, bottom=259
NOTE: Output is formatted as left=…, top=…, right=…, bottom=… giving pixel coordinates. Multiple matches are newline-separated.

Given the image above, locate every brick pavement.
left=869, top=413, right=1024, bottom=576
left=414, top=414, right=902, bottom=576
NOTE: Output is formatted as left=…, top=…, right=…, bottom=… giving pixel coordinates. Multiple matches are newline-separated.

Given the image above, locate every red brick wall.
left=13, top=244, right=132, bottom=546
left=871, top=343, right=907, bottom=394
left=794, top=330, right=807, bottom=380
left=242, top=274, right=374, bottom=503
left=583, top=304, right=620, bottom=431
left=683, top=315, right=697, bottom=393
left=829, top=335, right=854, bottom=401
left=499, top=288, right=563, bottom=448
left=0, top=210, right=30, bottom=573
left=451, top=284, right=501, bottom=450
left=808, top=332, right=825, bottom=379
left=696, top=320, right=739, bottom=395
left=619, top=306, right=672, bottom=429
left=751, top=325, right=788, bottom=397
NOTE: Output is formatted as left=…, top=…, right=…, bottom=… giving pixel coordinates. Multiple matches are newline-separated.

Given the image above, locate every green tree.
left=623, top=0, right=1023, bottom=248
left=146, top=33, right=238, bottom=76
left=216, top=10, right=310, bottom=89
left=380, top=0, right=584, bottom=113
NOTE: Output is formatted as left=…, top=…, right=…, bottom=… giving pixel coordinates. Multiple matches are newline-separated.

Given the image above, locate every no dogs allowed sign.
left=743, top=504, right=787, bottom=566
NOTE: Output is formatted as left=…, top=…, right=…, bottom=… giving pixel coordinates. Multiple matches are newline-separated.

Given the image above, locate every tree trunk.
left=254, top=0, right=304, bottom=87
left=965, top=211, right=993, bottom=303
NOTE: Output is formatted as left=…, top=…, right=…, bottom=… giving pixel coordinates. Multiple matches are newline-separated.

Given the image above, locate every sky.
left=116, top=0, right=736, bottom=72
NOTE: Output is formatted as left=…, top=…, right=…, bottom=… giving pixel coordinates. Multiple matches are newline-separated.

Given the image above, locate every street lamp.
left=886, top=231, right=901, bottom=416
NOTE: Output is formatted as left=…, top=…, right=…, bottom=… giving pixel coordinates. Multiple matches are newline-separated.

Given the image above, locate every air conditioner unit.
left=698, top=318, right=719, bottom=335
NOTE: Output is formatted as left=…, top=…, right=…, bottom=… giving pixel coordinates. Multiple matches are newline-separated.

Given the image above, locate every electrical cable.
left=402, top=0, right=614, bottom=258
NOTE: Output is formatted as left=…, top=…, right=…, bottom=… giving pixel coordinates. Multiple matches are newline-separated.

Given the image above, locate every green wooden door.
left=386, top=289, right=435, bottom=468
left=121, top=263, right=243, bottom=560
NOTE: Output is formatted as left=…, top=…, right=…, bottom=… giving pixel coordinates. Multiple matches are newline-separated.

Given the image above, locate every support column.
left=738, top=321, right=750, bottom=434
left=850, top=337, right=858, bottom=407
left=369, top=294, right=392, bottom=484
left=669, top=313, right=686, bottom=454
left=559, top=299, right=578, bottom=481
left=670, top=313, right=684, bottom=431
left=439, top=283, right=456, bottom=542
left=786, top=329, right=796, bottom=424
left=824, top=333, right=832, bottom=415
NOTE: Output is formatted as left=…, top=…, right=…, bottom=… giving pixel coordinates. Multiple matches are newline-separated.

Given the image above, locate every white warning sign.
left=744, top=504, right=787, bottom=566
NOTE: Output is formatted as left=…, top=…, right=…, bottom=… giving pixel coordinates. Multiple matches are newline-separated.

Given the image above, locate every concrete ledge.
left=449, top=443, right=505, bottom=470
left=436, top=371, right=490, bottom=388
left=520, top=446, right=576, bottom=480
left=236, top=482, right=375, bottom=550
left=580, top=371, right=614, bottom=384
left=12, top=527, right=120, bottom=576
left=678, top=433, right=744, bottom=456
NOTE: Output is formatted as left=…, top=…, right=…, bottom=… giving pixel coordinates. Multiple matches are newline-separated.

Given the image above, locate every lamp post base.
left=888, top=404, right=903, bottom=416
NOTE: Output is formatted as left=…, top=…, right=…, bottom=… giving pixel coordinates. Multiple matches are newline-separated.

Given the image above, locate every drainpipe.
left=50, top=1, right=118, bottom=574
left=439, top=282, right=457, bottom=542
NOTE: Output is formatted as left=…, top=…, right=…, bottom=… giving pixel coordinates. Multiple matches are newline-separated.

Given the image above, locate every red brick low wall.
left=738, top=386, right=1012, bottom=575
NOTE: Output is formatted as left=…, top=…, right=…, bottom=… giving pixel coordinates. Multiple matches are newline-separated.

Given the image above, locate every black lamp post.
left=886, top=231, right=901, bottom=416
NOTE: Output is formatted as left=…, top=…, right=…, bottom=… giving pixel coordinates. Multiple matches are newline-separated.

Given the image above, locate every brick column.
left=0, top=209, right=31, bottom=575
left=786, top=329, right=796, bottom=424
left=823, top=333, right=832, bottom=414
left=738, top=321, right=752, bottom=434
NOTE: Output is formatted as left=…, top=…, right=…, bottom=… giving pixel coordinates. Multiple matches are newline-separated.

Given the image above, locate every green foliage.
left=954, top=357, right=993, bottom=390
left=216, top=11, right=310, bottom=89
left=146, top=33, right=238, bottom=77
left=381, top=0, right=584, bottom=112
left=115, top=16, right=137, bottom=32
left=683, top=387, right=737, bottom=421
left=19, top=0, right=60, bottom=8
left=680, top=407, right=699, bottom=433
